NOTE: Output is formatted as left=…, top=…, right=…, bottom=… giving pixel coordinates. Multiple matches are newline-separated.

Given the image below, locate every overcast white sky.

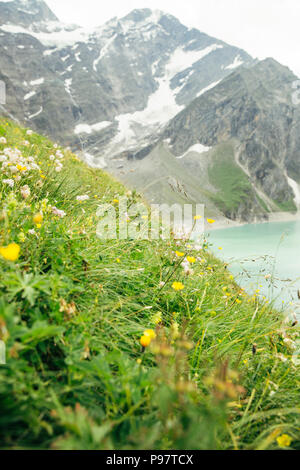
left=47, top=0, right=300, bottom=76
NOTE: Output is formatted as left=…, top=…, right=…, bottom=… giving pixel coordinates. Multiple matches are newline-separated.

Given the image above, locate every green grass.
left=208, top=143, right=253, bottom=215
left=0, top=119, right=299, bottom=450
left=275, top=199, right=297, bottom=213
left=256, top=194, right=271, bottom=213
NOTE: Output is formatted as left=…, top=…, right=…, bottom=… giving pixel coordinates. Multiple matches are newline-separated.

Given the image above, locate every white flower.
left=283, top=338, right=297, bottom=351
left=28, top=163, right=40, bottom=171
left=3, top=179, right=14, bottom=188
left=9, top=166, right=18, bottom=174
left=49, top=155, right=55, bottom=161
left=26, top=130, right=33, bottom=136
left=0, top=137, right=7, bottom=144
left=276, top=353, right=288, bottom=363
left=22, top=140, right=30, bottom=147
left=20, top=185, right=31, bottom=199
left=55, top=160, right=63, bottom=173
left=184, top=267, right=194, bottom=276
left=28, top=229, right=36, bottom=235
left=194, top=245, right=202, bottom=251
left=0, top=155, right=7, bottom=162
left=181, top=260, right=194, bottom=276
left=51, top=206, right=66, bottom=218
left=76, top=195, right=90, bottom=202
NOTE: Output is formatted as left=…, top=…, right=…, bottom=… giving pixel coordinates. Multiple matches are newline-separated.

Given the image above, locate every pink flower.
left=51, top=206, right=66, bottom=218
left=20, top=185, right=31, bottom=199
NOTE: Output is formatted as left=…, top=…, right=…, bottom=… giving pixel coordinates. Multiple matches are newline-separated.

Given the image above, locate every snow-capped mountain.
left=0, top=0, right=253, bottom=168
left=1, top=0, right=299, bottom=222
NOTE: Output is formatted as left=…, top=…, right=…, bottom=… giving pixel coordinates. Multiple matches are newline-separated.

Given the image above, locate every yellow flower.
left=194, top=215, right=202, bottom=220
left=18, top=232, right=26, bottom=243
left=16, top=164, right=27, bottom=172
left=207, top=218, right=216, bottom=224
left=140, top=335, right=151, bottom=348
left=152, top=312, right=162, bottom=325
left=236, top=299, right=242, bottom=304
left=186, top=256, right=196, bottom=264
left=175, top=251, right=184, bottom=257
left=144, top=329, right=156, bottom=340
left=33, top=213, right=43, bottom=225
left=0, top=243, right=21, bottom=262
left=113, top=199, right=119, bottom=204
left=277, top=434, right=292, bottom=448
left=172, top=282, right=185, bottom=291
left=116, top=258, right=121, bottom=263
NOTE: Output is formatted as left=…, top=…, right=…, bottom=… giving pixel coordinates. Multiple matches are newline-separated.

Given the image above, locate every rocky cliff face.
left=0, top=1, right=299, bottom=222
left=133, top=59, right=300, bottom=220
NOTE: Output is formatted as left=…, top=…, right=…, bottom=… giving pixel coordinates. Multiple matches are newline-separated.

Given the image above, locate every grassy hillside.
left=208, top=143, right=253, bottom=214
left=0, top=118, right=299, bottom=450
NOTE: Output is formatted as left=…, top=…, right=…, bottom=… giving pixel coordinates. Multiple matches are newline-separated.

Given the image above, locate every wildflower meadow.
left=0, top=118, right=299, bottom=450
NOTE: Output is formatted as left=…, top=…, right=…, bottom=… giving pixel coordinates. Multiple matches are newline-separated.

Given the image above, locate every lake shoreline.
left=208, top=211, right=300, bottom=231
left=208, top=216, right=300, bottom=312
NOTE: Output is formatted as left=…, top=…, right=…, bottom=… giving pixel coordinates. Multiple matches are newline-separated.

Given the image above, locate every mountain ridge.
left=0, top=1, right=254, bottom=162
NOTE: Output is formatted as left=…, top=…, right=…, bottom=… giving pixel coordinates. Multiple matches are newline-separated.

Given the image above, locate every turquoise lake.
left=208, top=220, right=300, bottom=312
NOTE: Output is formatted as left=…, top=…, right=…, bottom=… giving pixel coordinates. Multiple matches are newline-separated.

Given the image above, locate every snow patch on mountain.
left=287, top=175, right=300, bottom=208
left=197, top=80, right=222, bottom=97
left=30, top=77, right=44, bottom=85
left=225, top=55, right=244, bottom=70
left=166, top=44, right=223, bottom=79
left=0, top=22, right=88, bottom=48
left=100, top=42, right=234, bottom=162
left=93, top=33, right=117, bottom=71
left=28, top=105, right=42, bottom=119
left=24, top=90, right=36, bottom=100
left=176, top=143, right=211, bottom=159
left=74, top=121, right=112, bottom=135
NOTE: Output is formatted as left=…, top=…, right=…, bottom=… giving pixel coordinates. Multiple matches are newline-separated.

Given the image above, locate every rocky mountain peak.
left=0, top=0, right=58, bottom=27
left=122, top=8, right=165, bottom=23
